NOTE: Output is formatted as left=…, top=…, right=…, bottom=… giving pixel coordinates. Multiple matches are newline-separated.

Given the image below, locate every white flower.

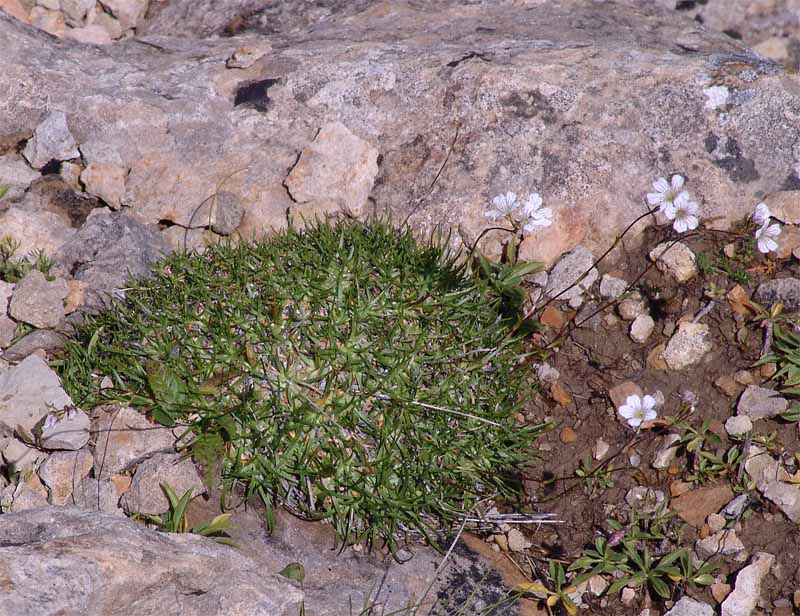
left=756, top=222, right=781, bottom=254
left=486, top=192, right=519, bottom=220
left=753, top=202, right=771, bottom=227
left=519, top=193, right=553, bottom=233
left=42, top=414, right=58, bottom=431
left=664, top=195, right=700, bottom=233
left=618, top=394, right=657, bottom=429
left=647, top=175, right=688, bottom=214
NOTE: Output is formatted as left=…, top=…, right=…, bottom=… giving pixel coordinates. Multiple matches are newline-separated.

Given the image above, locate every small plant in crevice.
left=131, top=482, right=238, bottom=545
left=0, top=235, right=55, bottom=283
left=58, top=219, right=549, bottom=554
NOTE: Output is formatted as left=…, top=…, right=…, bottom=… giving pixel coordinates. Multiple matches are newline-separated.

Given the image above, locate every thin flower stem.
left=545, top=232, right=698, bottom=348
left=529, top=205, right=660, bottom=321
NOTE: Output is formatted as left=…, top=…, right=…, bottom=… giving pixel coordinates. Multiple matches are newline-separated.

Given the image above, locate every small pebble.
left=711, top=582, right=731, bottom=604
left=621, top=587, right=636, bottom=605
left=725, top=415, right=752, bottom=437
left=714, top=375, right=739, bottom=398
left=707, top=512, right=726, bottom=533
left=618, top=294, right=648, bottom=321
left=630, top=314, right=655, bottom=343
left=760, top=363, right=777, bottom=379
left=734, top=370, right=754, bottom=386
left=593, top=438, right=610, bottom=460
left=559, top=427, right=577, bottom=444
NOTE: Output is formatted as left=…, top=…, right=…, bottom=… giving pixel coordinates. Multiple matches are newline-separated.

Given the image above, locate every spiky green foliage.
left=59, top=220, right=545, bottom=552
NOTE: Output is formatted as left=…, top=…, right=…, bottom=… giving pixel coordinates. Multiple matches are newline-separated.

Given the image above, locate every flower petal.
left=619, top=406, right=634, bottom=419
left=653, top=178, right=669, bottom=193
left=753, top=202, right=770, bottom=227
left=627, top=416, right=643, bottom=428
left=671, top=175, right=685, bottom=190
left=647, top=193, right=664, bottom=206
left=641, top=395, right=656, bottom=410
left=624, top=394, right=641, bottom=409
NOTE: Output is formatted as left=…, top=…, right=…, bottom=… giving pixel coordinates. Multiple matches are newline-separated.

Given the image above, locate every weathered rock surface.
left=0, top=507, right=305, bottom=616
left=599, top=274, right=627, bottom=299
left=285, top=121, right=379, bottom=218
left=755, top=278, right=800, bottom=311
left=91, top=405, right=175, bottom=479
left=1, top=1, right=798, bottom=265
left=0, top=354, right=73, bottom=435
left=544, top=245, right=597, bottom=306
left=21, top=111, right=79, bottom=169
left=663, top=322, right=712, bottom=370
left=40, top=407, right=91, bottom=450
left=8, top=270, right=68, bottom=329
left=649, top=241, right=697, bottom=283
left=37, top=449, right=93, bottom=505
left=1, top=328, right=68, bottom=361
left=0, top=153, right=40, bottom=200
left=665, top=597, right=714, bottom=616
left=120, top=452, right=205, bottom=515
left=737, top=385, right=789, bottom=420
left=0, top=207, right=77, bottom=260
left=80, top=161, right=127, bottom=208
left=696, top=529, right=746, bottom=559
left=672, top=483, right=734, bottom=528
left=54, top=210, right=169, bottom=307
left=71, top=476, right=124, bottom=513
left=721, top=552, right=775, bottom=616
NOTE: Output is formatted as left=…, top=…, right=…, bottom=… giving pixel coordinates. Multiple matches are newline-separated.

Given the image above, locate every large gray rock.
left=0, top=354, right=73, bottom=435
left=0, top=507, right=305, bottom=616
left=1, top=328, right=69, bottom=361
left=120, top=452, right=205, bottom=515
left=54, top=210, right=169, bottom=307
left=21, top=111, right=79, bottom=169
left=2, top=1, right=799, bottom=266
left=0, top=153, right=41, bottom=201
left=0, top=207, right=77, bottom=260
left=8, top=270, right=68, bottom=329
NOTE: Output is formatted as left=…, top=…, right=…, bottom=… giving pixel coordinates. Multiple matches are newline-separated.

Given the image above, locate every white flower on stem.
left=647, top=175, right=688, bottom=214
left=519, top=193, right=553, bottom=233
left=756, top=222, right=781, bottom=254
left=664, top=195, right=700, bottom=233
left=618, top=394, right=657, bottom=429
left=42, top=414, right=58, bottom=431
left=485, top=192, right=519, bottom=220
left=752, top=202, right=771, bottom=227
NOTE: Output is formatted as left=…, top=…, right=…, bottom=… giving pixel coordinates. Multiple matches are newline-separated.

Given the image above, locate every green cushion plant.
left=59, top=219, right=546, bottom=553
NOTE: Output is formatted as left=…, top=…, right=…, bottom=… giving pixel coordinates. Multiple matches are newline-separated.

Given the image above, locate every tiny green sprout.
left=132, top=482, right=238, bottom=544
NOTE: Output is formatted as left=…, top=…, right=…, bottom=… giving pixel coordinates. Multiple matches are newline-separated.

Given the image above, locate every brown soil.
left=516, top=223, right=800, bottom=615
